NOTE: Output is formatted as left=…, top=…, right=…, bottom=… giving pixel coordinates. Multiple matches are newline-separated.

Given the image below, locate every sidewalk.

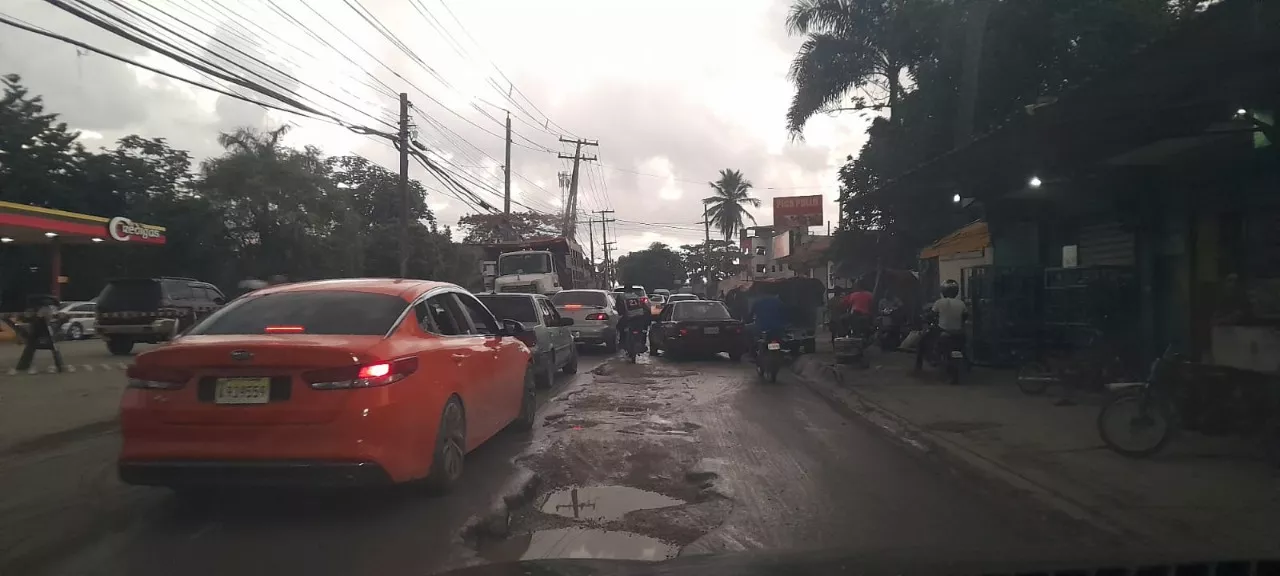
left=791, top=344, right=1280, bottom=555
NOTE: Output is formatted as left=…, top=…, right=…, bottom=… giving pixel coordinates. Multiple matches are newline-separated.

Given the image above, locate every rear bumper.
left=573, top=325, right=616, bottom=344
left=664, top=337, right=747, bottom=354
left=118, top=460, right=393, bottom=487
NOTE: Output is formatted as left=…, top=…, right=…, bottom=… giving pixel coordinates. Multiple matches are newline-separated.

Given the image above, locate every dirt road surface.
left=9, top=349, right=1109, bottom=576
left=458, top=353, right=1109, bottom=566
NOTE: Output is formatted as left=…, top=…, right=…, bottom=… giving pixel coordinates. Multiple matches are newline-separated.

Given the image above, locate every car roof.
left=478, top=292, right=540, bottom=300
left=251, top=278, right=452, bottom=300
left=557, top=288, right=608, bottom=293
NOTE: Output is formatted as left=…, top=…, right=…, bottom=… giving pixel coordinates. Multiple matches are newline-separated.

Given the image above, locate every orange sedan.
left=118, top=279, right=535, bottom=491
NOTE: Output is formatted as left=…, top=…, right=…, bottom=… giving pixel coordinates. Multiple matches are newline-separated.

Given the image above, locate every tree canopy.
left=704, top=169, right=760, bottom=242
left=457, top=210, right=563, bottom=244
left=0, top=75, right=480, bottom=305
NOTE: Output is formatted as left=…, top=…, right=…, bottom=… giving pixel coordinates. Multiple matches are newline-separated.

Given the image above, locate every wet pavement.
left=7, top=348, right=1111, bottom=576
left=461, top=353, right=1109, bottom=566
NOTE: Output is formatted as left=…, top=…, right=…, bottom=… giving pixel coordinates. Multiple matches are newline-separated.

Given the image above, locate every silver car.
left=57, top=301, right=97, bottom=340
left=477, top=293, right=578, bottom=388
left=552, top=289, right=620, bottom=352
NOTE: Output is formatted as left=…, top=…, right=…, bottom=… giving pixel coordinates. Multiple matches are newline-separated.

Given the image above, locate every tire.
left=424, top=398, right=467, bottom=492
left=1097, top=392, right=1174, bottom=458
left=535, top=355, right=554, bottom=389
left=511, top=369, right=536, bottom=433
left=803, top=338, right=816, bottom=355
left=1016, top=361, right=1054, bottom=395
left=767, top=365, right=779, bottom=383
left=562, top=346, right=579, bottom=374
left=106, top=338, right=135, bottom=356
left=67, top=323, right=84, bottom=340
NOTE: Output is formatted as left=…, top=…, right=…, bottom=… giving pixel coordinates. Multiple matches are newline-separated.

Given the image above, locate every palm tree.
left=704, top=169, right=761, bottom=242
left=784, top=0, right=941, bottom=135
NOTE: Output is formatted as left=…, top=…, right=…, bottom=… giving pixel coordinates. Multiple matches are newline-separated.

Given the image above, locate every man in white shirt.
left=916, top=280, right=966, bottom=371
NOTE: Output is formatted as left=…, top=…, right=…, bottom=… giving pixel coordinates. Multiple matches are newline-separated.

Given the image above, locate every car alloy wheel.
left=426, top=399, right=466, bottom=492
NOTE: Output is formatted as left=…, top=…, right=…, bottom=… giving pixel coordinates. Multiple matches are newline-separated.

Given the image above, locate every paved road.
left=3, top=353, right=603, bottom=576
left=0, top=339, right=158, bottom=375
left=7, top=350, right=1110, bottom=576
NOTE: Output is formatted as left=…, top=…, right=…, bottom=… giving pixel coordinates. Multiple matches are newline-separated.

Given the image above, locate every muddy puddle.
left=478, top=528, right=677, bottom=561
left=541, top=486, right=685, bottom=521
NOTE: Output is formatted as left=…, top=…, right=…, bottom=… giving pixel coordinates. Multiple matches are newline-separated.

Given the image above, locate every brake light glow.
left=264, top=325, right=305, bottom=334
left=304, top=357, right=419, bottom=390
left=585, top=313, right=607, bottom=321
left=678, top=328, right=689, bottom=336
left=563, top=304, right=583, bottom=310
left=126, top=365, right=191, bottom=390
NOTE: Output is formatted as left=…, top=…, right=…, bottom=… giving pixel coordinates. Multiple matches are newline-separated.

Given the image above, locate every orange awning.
left=919, top=221, right=989, bottom=259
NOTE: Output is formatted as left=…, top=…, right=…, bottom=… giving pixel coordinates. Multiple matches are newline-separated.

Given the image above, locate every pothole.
left=477, top=527, right=677, bottom=561
left=541, top=486, right=685, bottom=521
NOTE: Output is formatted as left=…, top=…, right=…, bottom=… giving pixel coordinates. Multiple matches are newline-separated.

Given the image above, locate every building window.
left=755, top=264, right=766, bottom=273
left=755, top=246, right=766, bottom=256
left=770, top=265, right=776, bottom=272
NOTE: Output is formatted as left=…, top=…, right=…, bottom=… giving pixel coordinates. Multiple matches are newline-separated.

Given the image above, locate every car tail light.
left=728, top=325, right=742, bottom=333
left=563, top=304, right=582, bottom=310
left=304, top=357, right=419, bottom=390
left=678, top=328, right=689, bottom=336
left=126, top=365, right=191, bottom=390
left=585, top=313, right=607, bottom=321
left=641, top=297, right=649, bottom=305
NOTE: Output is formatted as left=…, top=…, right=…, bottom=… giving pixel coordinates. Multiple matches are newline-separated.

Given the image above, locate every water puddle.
left=478, top=528, right=677, bottom=561
left=541, top=486, right=685, bottom=521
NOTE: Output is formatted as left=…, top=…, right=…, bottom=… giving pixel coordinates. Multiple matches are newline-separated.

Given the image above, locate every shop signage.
left=108, top=216, right=162, bottom=242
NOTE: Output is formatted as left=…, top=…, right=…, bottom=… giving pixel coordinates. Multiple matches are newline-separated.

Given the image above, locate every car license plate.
left=767, top=342, right=782, bottom=350
left=704, top=327, right=719, bottom=335
left=214, top=378, right=271, bottom=405
left=950, top=351, right=964, bottom=358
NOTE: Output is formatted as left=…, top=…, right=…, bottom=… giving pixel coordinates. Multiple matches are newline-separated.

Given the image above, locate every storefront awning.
left=920, top=221, right=989, bottom=259
left=0, top=201, right=165, bottom=245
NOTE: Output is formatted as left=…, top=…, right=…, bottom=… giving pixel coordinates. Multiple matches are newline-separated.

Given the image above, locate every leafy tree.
left=784, top=0, right=944, bottom=134
left=704, top=169, right=760, bottom=242
left=616, top=242, right=687, bottom=290
left=457, top=211, right=562, bottom=244
left=0, top=74, right=86, bottom=210
left=679, top=240, right=746, bottom=283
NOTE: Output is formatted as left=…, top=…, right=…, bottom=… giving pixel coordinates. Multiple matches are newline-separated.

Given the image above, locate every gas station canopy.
left=0, top=201, right=166, bottom=245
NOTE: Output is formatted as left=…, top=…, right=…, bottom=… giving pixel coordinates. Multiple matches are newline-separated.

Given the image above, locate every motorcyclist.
left=617, top=290, right=653, bottom=354
left=915, top=279, right=967, bottom=371
left=748, top=292, right=787, bottom=356
left=842, top=280, right=874, bottom=338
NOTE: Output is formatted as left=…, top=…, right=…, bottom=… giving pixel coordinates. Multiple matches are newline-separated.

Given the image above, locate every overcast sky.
left=0, top=0, right=870, bottom=256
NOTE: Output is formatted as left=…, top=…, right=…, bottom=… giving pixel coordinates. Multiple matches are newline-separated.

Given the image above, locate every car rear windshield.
left=552, top=291, right=609, bottom=308
left=668, top=294, right=697, bottom=302
left=477, top=296, right=538, bottom=323
left=96, top=279, right=162, bottom=312
left=673, top=302, right=731, bottom=321
left=189, top=291, right=408, bottom=336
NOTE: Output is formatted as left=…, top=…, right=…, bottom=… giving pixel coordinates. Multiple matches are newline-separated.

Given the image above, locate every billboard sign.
left=773, top=195, right=823, bottom=229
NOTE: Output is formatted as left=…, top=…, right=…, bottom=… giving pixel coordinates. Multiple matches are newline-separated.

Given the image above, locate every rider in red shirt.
left=842, top=282, right=875, bottom=336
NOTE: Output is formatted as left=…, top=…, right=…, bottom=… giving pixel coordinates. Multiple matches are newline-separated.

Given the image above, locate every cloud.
left=2, top=0, right=869, bottom=258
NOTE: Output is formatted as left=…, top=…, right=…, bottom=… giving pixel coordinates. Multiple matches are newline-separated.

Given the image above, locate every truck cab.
left=494, top=250, right=562, bottom=295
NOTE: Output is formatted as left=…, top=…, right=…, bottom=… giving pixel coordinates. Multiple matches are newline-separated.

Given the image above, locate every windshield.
left=11, top=0, right=1268, bottom=571
left=189, top=291, right=406, bottom=335
left=672, top=302, right=730, bottom=321
left=552, top=291, right=609, bottom=308
left=476, top=295, right=538, bottom=323
left=499, top=253, right=551, bottom=275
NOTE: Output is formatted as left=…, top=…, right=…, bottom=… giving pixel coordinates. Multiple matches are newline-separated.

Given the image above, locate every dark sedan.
left=649, top=300, right=746, bottom=360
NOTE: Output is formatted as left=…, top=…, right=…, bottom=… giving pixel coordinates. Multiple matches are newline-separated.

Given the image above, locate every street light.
left=1028, top=176, right=1043, bottom=188
left=44, top=232, right=57, bottom=238
left=0, top=237, right=12, bottom=243
left=952, top=193, right=962, bottom=203
left=91, top=237, right=104, bottom=243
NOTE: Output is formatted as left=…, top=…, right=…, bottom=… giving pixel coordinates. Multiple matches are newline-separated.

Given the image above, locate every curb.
left=786, top=355, right=1142, bottom=541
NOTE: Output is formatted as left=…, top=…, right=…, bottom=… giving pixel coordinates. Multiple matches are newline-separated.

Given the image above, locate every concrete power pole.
left=503, top=111, right=512, bottom=215
left=587, top=216, right=596, bottom=285
left=557, top=137, right=598, bottom=239
left=398, top=92, right=410, bottom=278
left=703, top=202, right=712, bottom=287
left=597, top=210, right=615, bottom=286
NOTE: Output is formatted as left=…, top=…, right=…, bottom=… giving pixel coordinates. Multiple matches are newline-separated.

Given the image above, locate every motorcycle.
left=919, top=312, right=964, bottom=384
left=756, top=337, right=784, bottom=383
left=874, top=302, right=904, bottom=351
left=626, top=325, right=648, bottom=364
left=1097, top=346, right=1280, bottom=459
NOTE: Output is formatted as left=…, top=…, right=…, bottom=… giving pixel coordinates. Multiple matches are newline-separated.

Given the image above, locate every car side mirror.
left=557, top=317, right=574, bottom=327
left=499, top=318, right=525, bottom=337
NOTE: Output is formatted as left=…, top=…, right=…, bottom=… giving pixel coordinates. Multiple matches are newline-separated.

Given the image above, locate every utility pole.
left=596, top=210, right=615, bottom=287
left=603, top=242, right=616, bottom=287
left=557, top=137, right=598, bottom=238
left=703, top=202, right=711, bottom=287
left=398, top=92, right=410, bottom=278
left=503, top=111, right=512, bottom=215
left=587, top=216, right=596, bottom=285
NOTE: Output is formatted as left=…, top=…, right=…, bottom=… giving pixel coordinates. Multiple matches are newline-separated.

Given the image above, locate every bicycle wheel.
left=1097, top=391, right=1174, bottom=458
